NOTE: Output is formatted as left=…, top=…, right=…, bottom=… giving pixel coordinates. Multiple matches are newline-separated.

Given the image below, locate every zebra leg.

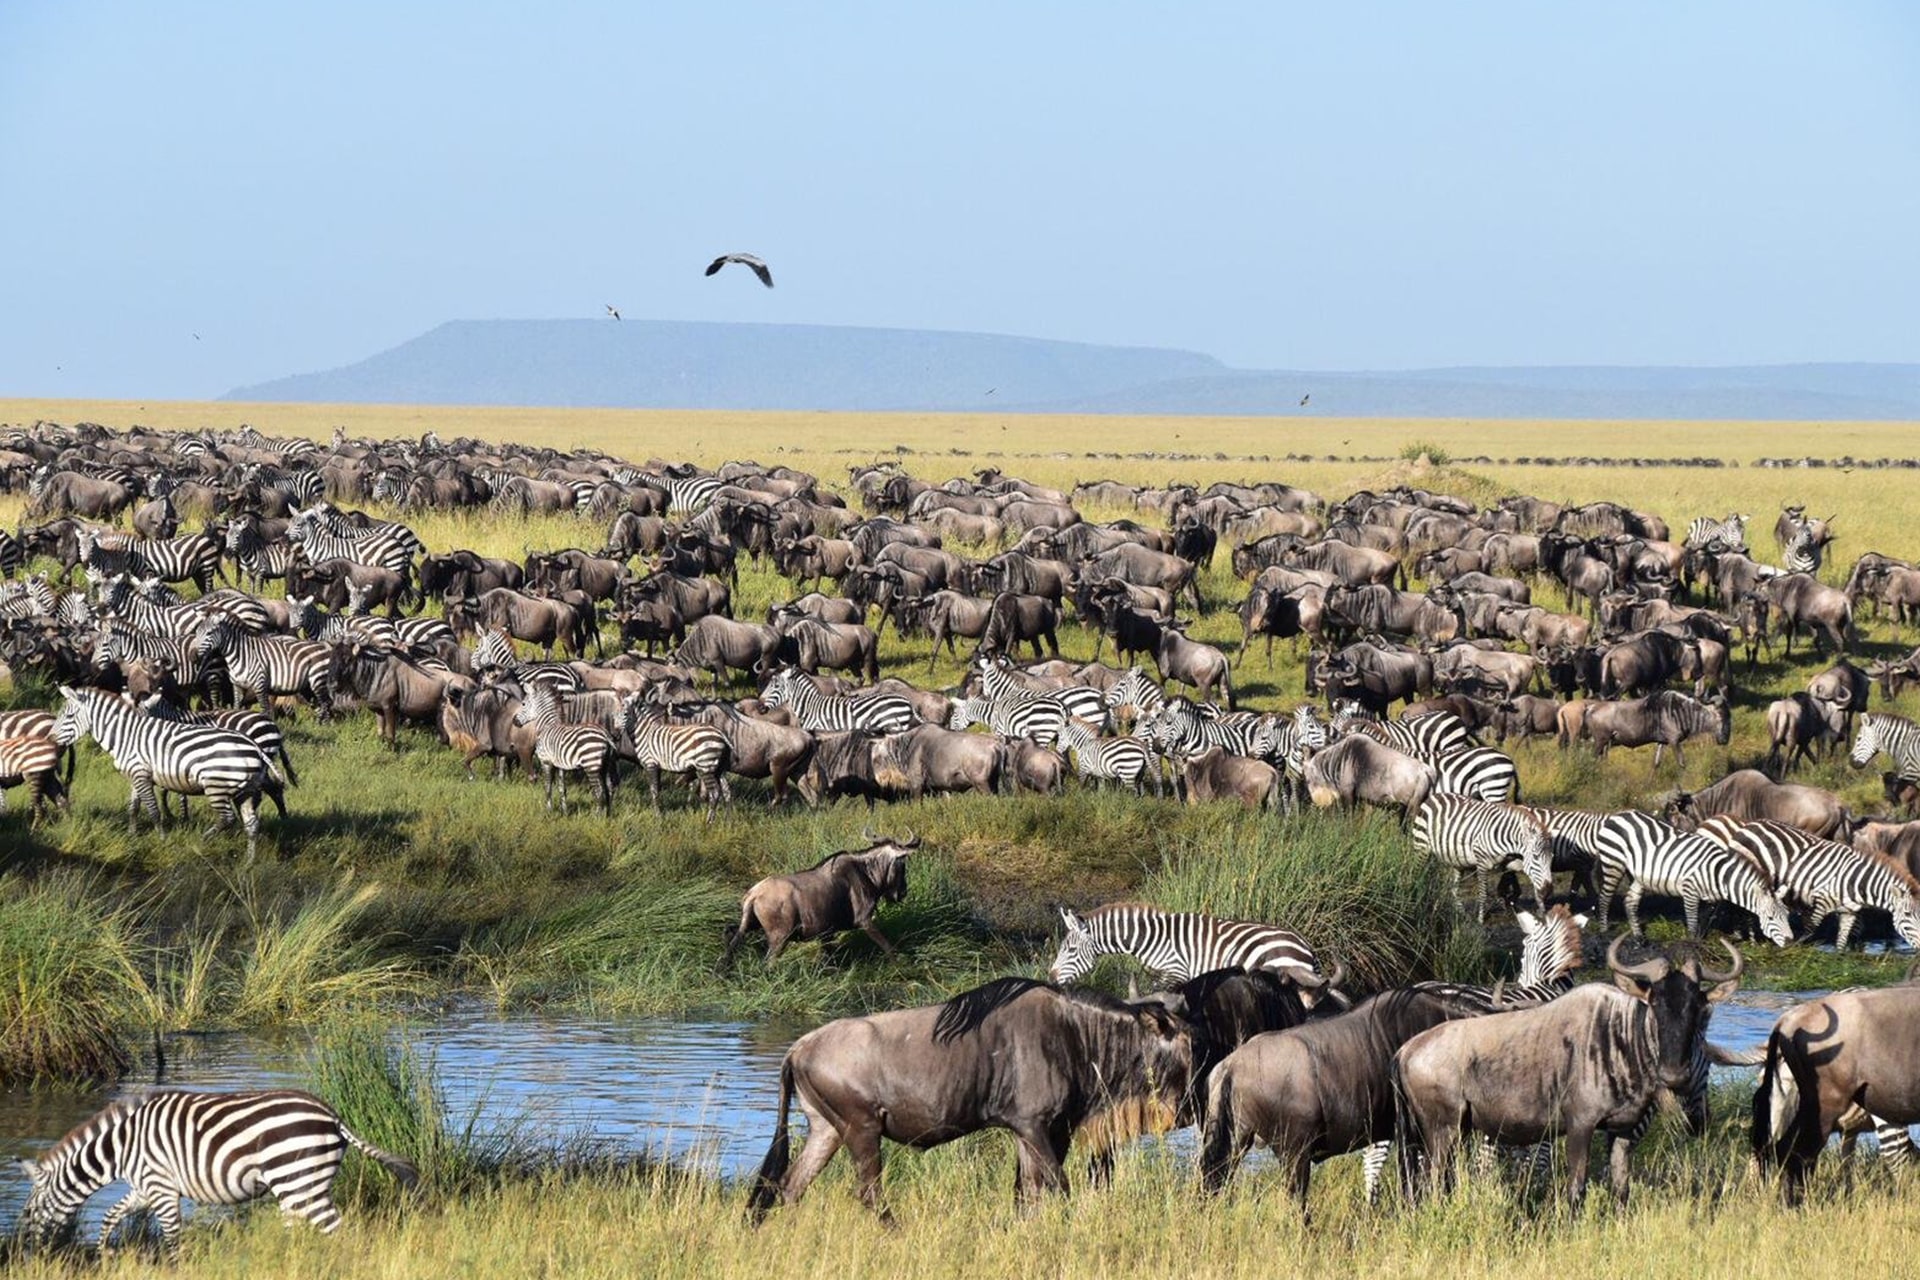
left=543, top=764, right=557, bottom=811
left=97, top=1186, right=150, bottom=1248
left=151, top=1191, right=187, bottom=1257
left=1879, top=1122, right=1916, bottom=1170
left=1834, top=910, right=1857, bottom=951
left=647, top=764, right=663, bottom=813
left=1474, top=868, right=1489, bottom=924
left=1362, top=1139, right=1392, bottom=1204
left=1624, top=880, right=1647, bottom=939
left=1681, top=890, right=1702, bottom=938
left=557, top=769, right=571, bottom=815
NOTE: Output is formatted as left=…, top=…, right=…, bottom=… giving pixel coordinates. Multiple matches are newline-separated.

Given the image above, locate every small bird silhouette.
left=1299, top=394, right=1311, bottom=406
left=606, top=305, right=621, bottom=321
left=985, top=388, right=996, bottom=397
left=192, top=333, right=201, bottom=341
left=705, top=253, right=774, bottom=288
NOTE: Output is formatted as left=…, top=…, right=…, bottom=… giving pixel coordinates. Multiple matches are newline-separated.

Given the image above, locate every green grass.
left=0, top=873, right=145, bottom=1083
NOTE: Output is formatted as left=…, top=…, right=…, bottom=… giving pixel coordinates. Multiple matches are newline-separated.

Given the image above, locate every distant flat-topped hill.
left=224, top=319, right=1920, bottom=419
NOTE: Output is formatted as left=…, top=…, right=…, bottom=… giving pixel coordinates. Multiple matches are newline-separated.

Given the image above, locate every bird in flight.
left=1299, top=394, right=1310, bottom=406
left=192, top=333, right=201, bottom=341
left=606, top=305, right=621, bottom=321
left=706, top=253, right=774, bottom=288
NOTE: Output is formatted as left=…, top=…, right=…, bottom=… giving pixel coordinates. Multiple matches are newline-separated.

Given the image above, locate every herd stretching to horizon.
left=8, top=419, right=1920, bottom=1252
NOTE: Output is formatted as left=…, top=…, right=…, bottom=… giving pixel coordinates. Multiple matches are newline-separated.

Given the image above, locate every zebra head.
left=1850, top=717, right=1883, bottom=768
left=1889, top=888, right=1920, bottom=951
left=511, top=684, right=558, bottom=727
left=472, top=629, right=514, bottom=672
left=191, top=616, right=234, bottom=661
left=946, top=697, right=987, bottom=732
left=758, top=666, right=796, bottom=708
left=1751, top=889, right=1795, bottom=948
left=1047, top=906, right=1101, bottom=985
left=49, top=686, right=93, bottom=748
left=13, top=1152, right=78, bottom=1249
left=1515, top=903, right=1587, bottom=987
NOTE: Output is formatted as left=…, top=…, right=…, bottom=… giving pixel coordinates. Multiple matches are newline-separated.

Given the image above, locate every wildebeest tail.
left=747, top=1057, right=795, bottom=1221
left=1390, top=1055, right=1423, bottom=1197
left=1750, top=1027, right=1815, bottom=1174
left=1197, top=1068, right=1235, bottom=1191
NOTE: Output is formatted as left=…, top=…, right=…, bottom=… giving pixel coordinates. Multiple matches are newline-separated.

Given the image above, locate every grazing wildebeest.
left=25, top=467, right=137, bottom=522
left=746, top=978, right=1195, bottom=1220
left=976, top=591, right=1061, bottom=662
left=1302, top=736, right=1435, bottom=819
left=722, top=831, right=917, bottom=965
left=467, top=586, right=588, bottom=658
left=1584, top=689, right=1731, bottom=772
left=673, top=615, right=783, bottom=689
left=1179, top=746, right=1280, bottom=809
left=1665, top=769, right=1851, bottom=841
left=1752, top=985, right=1920, bottom=1203
left=1154, top=622, right=1233, bottom=708
left=1765, top=572, right=1852, bottom=657
left=1807, top=659, right=1870, bottom=745
left=1396, top=937, right=1741, bottom=1208
left=870, top=724, right=1001, bottom=799
left=1763, top=692, right=1841, bottom=774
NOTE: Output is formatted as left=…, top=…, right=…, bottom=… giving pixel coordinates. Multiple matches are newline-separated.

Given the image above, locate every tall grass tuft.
left=0, top=873, right=144, bottom=1083
left=229, top=883, right=426, bottom=1025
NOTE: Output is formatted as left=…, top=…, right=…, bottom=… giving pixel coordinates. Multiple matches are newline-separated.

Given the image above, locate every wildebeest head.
left=1607, top=935, right=1741, bottom=1091
left=856, top=825, right=918, bottom=902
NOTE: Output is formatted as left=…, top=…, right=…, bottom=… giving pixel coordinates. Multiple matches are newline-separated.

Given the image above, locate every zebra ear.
left=15, top=1157, right=37, bottom=1178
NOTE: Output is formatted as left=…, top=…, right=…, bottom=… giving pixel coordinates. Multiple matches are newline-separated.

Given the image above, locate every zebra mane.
left=41, top=1098, right=135, bottom=1163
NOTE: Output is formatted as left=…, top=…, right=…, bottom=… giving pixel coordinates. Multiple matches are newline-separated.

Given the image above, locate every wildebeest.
left=722, top=831, right=917, bottom=965
left=666, top=699, right=814, bottom=806
left=1752, top=985, right=1920, bottom=1203
left=1079, top=543, right=1201, bottom=612
left=1302, top=736, right=1435, bottom=819
left=674, top=615, right=783, bottom=689
left=976, top=591, right=1061, bottom=662
left=746, top=977, right=1195, bottom=1219
left=1584, top=689, right=1730, bottom=772
left=870, top=724, right=1001, bottom=799
left=440, top=684, right=539, bottom=780
left=1489, top=694, right=1562, bottom=744
left=1180, top=746, right=1280, bottom=809
left=1154, top=622, right=1233, bottom=708
left=1307, top=642, right=1432, bottom=713
left=1763, top=692, right=1841, bottom=774
left=1396, top=937, right=1741, bottom=1208
left=1665, top=769, right=1851, bottom=841
left=772, top=612, right=880, bottom=682
left=1764, top=571, right=1852, bottom=656
left=329, top=641, right=465, bottom=748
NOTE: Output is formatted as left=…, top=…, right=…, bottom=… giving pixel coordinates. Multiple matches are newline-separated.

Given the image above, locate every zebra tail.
left=341, top=1124, right=421, bottom=1189
left=747, top=1058, right=796, bottom=1221
left=280, top=745, right=300, bottom=788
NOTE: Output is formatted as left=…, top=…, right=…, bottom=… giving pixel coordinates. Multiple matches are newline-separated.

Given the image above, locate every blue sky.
left=2, top=1, right=1916, bottom=399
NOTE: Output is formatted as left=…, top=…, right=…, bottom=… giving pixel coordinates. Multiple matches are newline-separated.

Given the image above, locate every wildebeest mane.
left=932, top=977, right=1135, bottom=1043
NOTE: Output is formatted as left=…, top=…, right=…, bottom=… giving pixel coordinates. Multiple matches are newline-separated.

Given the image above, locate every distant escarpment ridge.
left=223, top=319, right=1920, bottom=420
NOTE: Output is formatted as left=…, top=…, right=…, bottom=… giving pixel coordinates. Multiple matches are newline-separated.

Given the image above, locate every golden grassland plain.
left=4, top=399, right=1920, bottom=1278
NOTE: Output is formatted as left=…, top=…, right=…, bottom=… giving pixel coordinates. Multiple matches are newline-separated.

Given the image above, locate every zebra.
left=99, top=574, right=206, bottom=638
left=471, top=628, right=584, bottom=693
left=1518, top=803, right=1611, bottom=905
left=141, top=694, right=299, bottom=789
left=74, top=527, right=222, bottom=594
left=1143, top=694, right=1274, bottom=761
left=235, top=424, right=324, bottom=461
left=1782, top=524, right=1824, bottom=575
left=620, top=694, right=732, bottom=819
left=50, top=686, right=282, bottom=858
left=0, top=526, right=24, bottom=577
left=1332, top=702, right=1475, bottom=761
left=14, top=1089, right=416, bottom=1255
left=288, top=594, right=401, bottom=650
left=192, top=616, right=334, bottom=715
left=1684, top=512, right=1749, bottom=552
left=1054, top=714, right=1162, bottom=796
left=93, top=619, right=230, bottom=705
left=760, top=666, right=916, bottom=733
left=285, top=503, right=423, bottom=579
left=948, top=693, right=1066, bottom=746
left=224, top=515, right=301, bottom=591
left=634, top=470, right=721, bottom=515
left=1429, top=744, right=1520, bottom=803
left=1048, top=903, right=1338, bottom=1001
left=511, top=684, right=618, bottom=815
left=974, top=655, right=1109, bottom=727
left=1696, top=816, right=1920, bottom=949
left=1102, top=666, right=1165, bottom=723
left=1408, top=795, right=1554, bottom=920
left=0, top=734, right=68, bottom=822
left=1593, top=810, right=1793, bottom=945
left=1850, top=712, right=1920, bottom=781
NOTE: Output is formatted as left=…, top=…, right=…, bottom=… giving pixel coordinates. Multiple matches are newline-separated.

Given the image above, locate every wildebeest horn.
left=861, top=824, right=879, bottom=843
left=1697, top=939, right=1743, bottom=986
left=1606, top=934, right=1668, bottom=985
left=899, top=827, right=919, bottom=848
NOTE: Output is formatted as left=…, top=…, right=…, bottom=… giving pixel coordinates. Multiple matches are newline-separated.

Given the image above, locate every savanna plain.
left=2, top=399, right=1918, bottom=1278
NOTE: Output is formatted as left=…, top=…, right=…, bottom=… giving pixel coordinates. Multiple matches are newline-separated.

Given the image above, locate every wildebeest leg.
left=1607, top=1132, right=1632, bottom=1206
left=1651, top=743, right=1665, bottom=772
left=844, top=1117, right=890, bottom=1219
left=859, top=920, right=899, bottom=957
left=780, top=1098, right=846, bottom=1208
left=1011, top=1123, right=1068, bottom=1209
left=1563, top=1124, right=1594, bottom=1208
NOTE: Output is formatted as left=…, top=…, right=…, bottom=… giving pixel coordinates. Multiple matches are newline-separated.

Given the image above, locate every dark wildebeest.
left=609, top=597, right=685, bottom=656
left=1280, top=537, right=1402, bottom=589
left=870, top=724, right=1001, bottom=799
left=975, top=591, right=1061, bottom=662
left=1852, top=819, right=1920, bottom=879
left=1765, top=572, right=1852, bottom=657
left=1584, top=689, right=1731, bottom=773
left=1807, top=659, right=1871, bottom=746
left=1763, top=692, right=1840, bottom=774
left=667, top=700, right=813, bottom=806
left=330, top=641, right=464, bottom=749
left=1489, top=694, right=1562, bottom=744
left=770, top=592, right=864, bottom=626
left=722, top=831, right=918, bottom=966
left=419, top=549, right=525, bottom=600
left=1180, top=746, right=1279, bottom=809
left=772, top=612, right=880, bottom=682
left=463, top=587, right=585, bottom=658
left=1079, top=543, right=1201, bottom=612
left=1665, top=769, right=1852, bottom=842
left=997, top=737, right=1068, bottom=795
left=913, top=590, right=994, bottom=669
left=1236, top=585, right=1309, bottom=669
left=673, top=615, right=783, bottom=689
left=1302, top=736, right=1435, bottom=819
left=1396, top=937, right=1741, bottom=1209
left=1307, top=643, right=1432, bottom=714
left=440, top=685, right=539, bottom=781
left=746, top=977, right=1196, bottom=1220
left=1428, top=640, right=1539, bottom=701
left=795, top=730, right=881, bottom=808
left=1598, top=628, right=1698, bottom=698
left=26, top=467, right=137, bottom=522
left=1752, top=985, right=1920, bottom=1204
left=1154, top=622, right=1234, bottom=708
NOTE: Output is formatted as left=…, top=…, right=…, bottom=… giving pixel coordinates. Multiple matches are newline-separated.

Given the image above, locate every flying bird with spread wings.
left=705, top=253, right=774, bottom=288
left=606, top=305, right=621, bottom=320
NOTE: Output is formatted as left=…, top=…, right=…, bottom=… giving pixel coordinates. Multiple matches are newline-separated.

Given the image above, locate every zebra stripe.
left=141, top=696, right=298, bottom=788
left=75, top=528, right=222, bottom=593
left=948, top=693, right=1066, bottom=745
left=236, top=425, right=323, bottom=461
left=760, top=667, right=915, bottom=733
left=620, top=695, right=732, bottom=818
left=1409, top=795, right=1553, bottom=920
left=1594, top=810, right=1793, bottom=944
left=94, top=620, right=229, bottom=703
left=1430, top=745, right=1520, bottom=804
left=1518, top=804, right=1610, bottom=902
left=15, top=1089, right=415, bottom=1254
left=224, top=517, right=301, bottom=590
left=1697, top=816, right=1920, bottom=949
left=511, top=685, right=618, bottom=815
left=1851, top=712, right=1920, bottom=781
left=0, top=735, right=66, bottom=819
left=193, top=617, right=334, bottom=713
left=975, top=655, right=1109, bottom=728
left=1102, top=666, right=1165, bottom=720
left=1782, top=525, right=1824, bottom=575
left=285, top=504, right=423, bottom=577
left=289, top=595, right=401, bottom=650
left=471, top=629, right=584, bottom=693
left=1054, top=715, right=1162, bottom=795
left=1333, top=705, right=1475, bottom=761
left=51, top=686, right=280, bottom=858
left=1143, top=695, right=1273, bottom=761
left=1049, top=903, right=1326, bottom=989
left=635, top=471, right=722, bottom=515
left=0, top=527, right=25, bottom=577
left=1685, top=513, right=1749, bottom=551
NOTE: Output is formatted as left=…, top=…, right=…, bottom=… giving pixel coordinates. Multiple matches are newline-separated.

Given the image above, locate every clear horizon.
left=3, top=2, right=1916, bottom=400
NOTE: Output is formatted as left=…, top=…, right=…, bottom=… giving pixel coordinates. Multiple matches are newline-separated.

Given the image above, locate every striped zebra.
left=1430, top=745, right=1520, bottom=803
left=1593, top=810, right=1792, bottom=945
left=1851, top=712, right=1920, bottom=781
left=93, top=619, right=229, bottom=705
left=1517, top=804, right=1610, bottom=905
left=948, top=693, right=1066, bottom=745
left=99, top=574, right=206, bottom=638
left=0, top=735, right=67, bottom=822
left=1409, top=795, right=1554, bottom=919
left=1102, top=666, right=1165, bottom=722
left=1684, top=512, right=1750, bottom=552
left=236, top=424, right=324, bottom=461
left=14, top=1089, right=416, bottom=1255
left=194, top=617, right=334, bottom=715
left=974, top=655, right=1109, bottom=728
left=285, top=503, right=424, bottom=578
left=1142, top=695, right=1274, bottom=761
left=289, top=594, right=401, bottom=650
left=0, top=526, right=24, bottom=577
left=1782, top=524, right=1824, bottom=575
left=1333, top=703, right=1475, bottom=761
left=74, top=527, right=222, bottom=593
left=224, top=515, right=300, bottom=590
left=635, top=470, right=722, bottom=515
left=471, top=628, right=584, bottom=693
left=50, top=686, right=282, bottom=858
left=1055, top=714, right=1162, bottom=796
left=1697, top=816, right=1920, bottom=949
left=392, top=613, right=458, bottom=656
left=141, top=694, right=299, bottom=789
left=620, top=694, right=732, bottom=818
left=760, top=666, right=916, bottom=733
left=1048, top=903, right=1338, bottom=1002
left=511, top=684, right=618, bottom=815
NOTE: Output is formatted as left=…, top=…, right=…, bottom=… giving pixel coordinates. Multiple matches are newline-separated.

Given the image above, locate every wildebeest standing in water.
left=747, top=977, right=1194, bottom=1221
left=722, top=830, right=917, bottom=966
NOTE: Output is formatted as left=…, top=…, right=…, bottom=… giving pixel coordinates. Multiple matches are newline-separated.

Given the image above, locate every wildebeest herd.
left=6, top=419, right=1920, bottom=1248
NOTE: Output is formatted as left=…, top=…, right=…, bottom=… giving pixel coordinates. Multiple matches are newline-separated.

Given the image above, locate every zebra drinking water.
left=1695, top=816, right=1920, bottom=949
left=1594, top=810, right=1792, bottom=944
left=1409, top=795, right=1554, bottom=919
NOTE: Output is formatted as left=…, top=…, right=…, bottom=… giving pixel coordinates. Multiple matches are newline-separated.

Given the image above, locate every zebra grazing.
left=1409, top=795, right=1554, bottom=920
left=471, top=628, right=584, bottom=694
left=1102, top=666, right=1165, bottom=723
left=1055, top=714, right=1162, bottom=796
left=1333, top=703, right=1475, bottom=761
left=285, top=503, right=423, bottom=579
left=974, top=655, right=1109, bottom=728
left=1048, top=903, right=1340, bottom=1003
left=512, top=685, right=619, bottom=815
left=75, top=527, right=223, bottom=593
left=1852, top=712, right=1920, bottom=782
left=760, top=667, right=915, bottom=733
left=1430, top=744, right=1520, bottom=803
left=0, top=736, right=68, bottom=822
left=289, top=594, right=401, bottom=650
left=15, top=1089, right=416, bottom=1255
left=51, top=686, right=282, bottom=859
left=620, top=695, right=732, bottom=819
left=1517, top=804, right=1611, bottom=906
left=1593, top=810, right=1792, bottom=945
left=1696, top=816, right=1920, bottom=950
left=1685, top=512, right=1750, bottom=552
left=948, top=693, right=1066, bottom=746
left=193, top=617, right=334, bottom=716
